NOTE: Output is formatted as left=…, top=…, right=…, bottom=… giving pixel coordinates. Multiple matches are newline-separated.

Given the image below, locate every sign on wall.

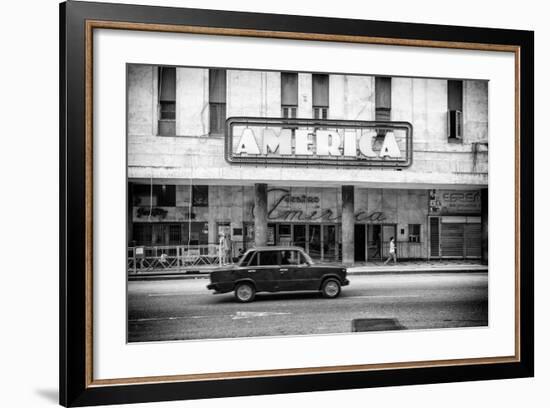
left=225, top=117, right=413, bottom=168
left=429, top=189, right=482, bottom=215
left=267, top=188, right=387, bottom=222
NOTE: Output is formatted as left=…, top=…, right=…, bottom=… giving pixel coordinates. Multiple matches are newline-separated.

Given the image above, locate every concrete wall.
left=127, top=65, right=156, bottom=136
left=127, top=66, right=489, bottom=188
left=297, top=73, right=312, bottom=118
left=176, top=68, right=209, bottom=137
left=227, top=70, right=281, bottom=118
left=330, top=75, right=375, bottom=120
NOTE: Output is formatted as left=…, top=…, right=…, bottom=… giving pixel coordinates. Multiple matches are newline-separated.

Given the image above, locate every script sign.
left=225, top=117, right=413, bottom=168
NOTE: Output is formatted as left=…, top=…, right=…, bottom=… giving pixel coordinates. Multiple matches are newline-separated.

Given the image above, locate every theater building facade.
left=127, top=65, right=488, bottom=264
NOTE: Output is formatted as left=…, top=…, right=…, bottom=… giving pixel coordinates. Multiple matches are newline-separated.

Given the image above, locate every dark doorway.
left=368, top=224, right=382, bottom=260
left=354, top=224, right=366, bottom=262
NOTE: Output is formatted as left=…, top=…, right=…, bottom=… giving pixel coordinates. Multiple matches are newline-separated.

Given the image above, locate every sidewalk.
left=128, top=260, right=487, bottom=281
left=347, top=259, right=487, bottom=274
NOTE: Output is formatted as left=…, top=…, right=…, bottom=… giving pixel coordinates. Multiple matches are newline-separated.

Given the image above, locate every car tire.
left=234, top=282, right=256, bottom=303
left=321, top=278, right=341, bottom=299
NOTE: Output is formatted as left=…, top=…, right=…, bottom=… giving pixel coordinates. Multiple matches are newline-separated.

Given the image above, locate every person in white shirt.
left=384, top=237, right=397, bottom=265
left=219, top=233, right=227, bottom=265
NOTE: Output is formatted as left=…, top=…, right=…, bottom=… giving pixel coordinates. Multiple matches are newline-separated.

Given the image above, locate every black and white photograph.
left=126, top=65, right=489, bottom=342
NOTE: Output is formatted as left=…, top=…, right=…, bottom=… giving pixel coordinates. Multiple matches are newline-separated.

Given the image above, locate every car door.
left=278, top=250, right=312, bottom=291
left=246, top=250, right=279, bottom=292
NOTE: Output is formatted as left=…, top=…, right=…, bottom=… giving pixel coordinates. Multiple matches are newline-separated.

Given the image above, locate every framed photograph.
left=60, top=1, right=534, bottom=406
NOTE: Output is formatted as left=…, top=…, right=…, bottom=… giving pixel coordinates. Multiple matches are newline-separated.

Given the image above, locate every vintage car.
left=207, top=246, right=349, bottom=302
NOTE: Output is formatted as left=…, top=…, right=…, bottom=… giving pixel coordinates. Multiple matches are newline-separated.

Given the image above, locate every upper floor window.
left=375, top=76, right=391, bottom=118
left=447, top=80, right=463, bottom=141
left=209, top=69, right=227, bottom=136
left=158, top=66, right=176, bottom=136
left=375, top=76, right=391, bottom=136
left=312, top=74, right=329, bottom=119
left=281, top=72, right=298, bottom=118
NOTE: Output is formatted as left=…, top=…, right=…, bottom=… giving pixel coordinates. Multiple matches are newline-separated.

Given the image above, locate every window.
left=375, top=77, right=391, bottom=118
left=281, top=72, right=298, bottom=118
left=409, top=224, right=421, bottom=243
left=132, top=184, right=175, bottom=207
left=156, top=185, right=176, bottom=206
left=240, top=250, right=255, bottom=266
left=158, top=66, right=176, bottom=136
left=447, top=80, right=463, bottom=140
left=258, top=251, right=279, bottom=266
left=209, top=69, right=226, bottom=135
left=312, top=74, right=329, bottom=119
left=192, top=185, right=209, bottom=207
left=375, top=77, right=391, bottom=136
left=280, top=250, right=301, bottom=265
left=169, top=224, right=181, bottom=245
left=132, top=224, right=152, bottom=246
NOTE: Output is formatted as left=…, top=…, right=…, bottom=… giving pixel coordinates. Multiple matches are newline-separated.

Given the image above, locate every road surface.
left=127, top=272, right=488, bottom=342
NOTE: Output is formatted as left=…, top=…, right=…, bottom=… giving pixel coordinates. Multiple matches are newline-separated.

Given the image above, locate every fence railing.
left=128, top=244, right=231, bottom=274
left=128, top=241, right=424, bottom=273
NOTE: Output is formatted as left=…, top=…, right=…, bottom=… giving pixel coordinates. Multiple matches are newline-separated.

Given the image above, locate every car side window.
left=281, top=250, right=299, bottom=265
left=299, top=252, right=309, bottom=265
left=258, top=251, right=279, bottom=266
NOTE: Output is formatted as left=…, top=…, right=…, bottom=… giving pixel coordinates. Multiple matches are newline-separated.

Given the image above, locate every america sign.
left=225, top=117, right=413, bottom=168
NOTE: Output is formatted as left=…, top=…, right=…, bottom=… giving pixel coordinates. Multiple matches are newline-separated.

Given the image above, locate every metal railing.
left=128, top=241, right=424, bottom=273
left=367, top=241, right=423, bottom=260
left=128, top=244, right=229, bottom=274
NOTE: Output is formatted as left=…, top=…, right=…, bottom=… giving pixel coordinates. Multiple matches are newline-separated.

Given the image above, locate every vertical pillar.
left=481, top=188, right=488, bottom=265
left=207, top=186, right=217, bottom=256
left=342, top=185, right=355, bottom=265
left=254, top=183, right=268, bottom=247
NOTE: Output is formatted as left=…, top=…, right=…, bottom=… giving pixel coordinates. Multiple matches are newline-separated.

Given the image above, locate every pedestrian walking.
left=384, top=237, right=397, bottom=265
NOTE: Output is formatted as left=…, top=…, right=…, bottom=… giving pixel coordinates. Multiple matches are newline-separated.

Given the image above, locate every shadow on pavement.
left=212, top=291, right=324, bottom=304
left=352, top=318, right=407, bottom=332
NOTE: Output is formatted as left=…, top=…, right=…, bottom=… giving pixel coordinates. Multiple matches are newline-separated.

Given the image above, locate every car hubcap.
left=325, top=281, right=339, bottom=297
left=238, top=285, right=252, bottom=300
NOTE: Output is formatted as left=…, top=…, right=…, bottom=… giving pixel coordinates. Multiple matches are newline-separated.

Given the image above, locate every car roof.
left=248, top=246, right=305, bottom=252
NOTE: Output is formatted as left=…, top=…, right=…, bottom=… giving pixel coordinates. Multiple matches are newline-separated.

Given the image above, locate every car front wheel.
left=234, top=282, right=256, bottom=303
left=321, top=278, right=341, bottom=299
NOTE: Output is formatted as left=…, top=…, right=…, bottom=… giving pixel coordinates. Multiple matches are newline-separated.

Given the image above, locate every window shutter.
left=312, top=74, right=329, bottom=107
left=209, top=69, right=226, bottom=104
left=159, top=67, right=176, bottom=102
left=281, top=72, right=298, bottom=106
left=375, top=77, right=391, bottom=110
left=430, top=217, right=440, bottom=258
left=447, top=80, right=463, bottom=111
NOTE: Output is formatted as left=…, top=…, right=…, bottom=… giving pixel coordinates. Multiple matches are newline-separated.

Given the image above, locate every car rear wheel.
left=321, top=278, right=341, bottom=298
left=234, top=282, right=256, bottom=303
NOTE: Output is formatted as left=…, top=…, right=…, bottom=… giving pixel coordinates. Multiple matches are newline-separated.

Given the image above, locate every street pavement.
left=128, top=271, right=488, bottom=342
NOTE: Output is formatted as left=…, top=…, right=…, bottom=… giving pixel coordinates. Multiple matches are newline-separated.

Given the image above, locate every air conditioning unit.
left=447, top=110, right=463, bottom=140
